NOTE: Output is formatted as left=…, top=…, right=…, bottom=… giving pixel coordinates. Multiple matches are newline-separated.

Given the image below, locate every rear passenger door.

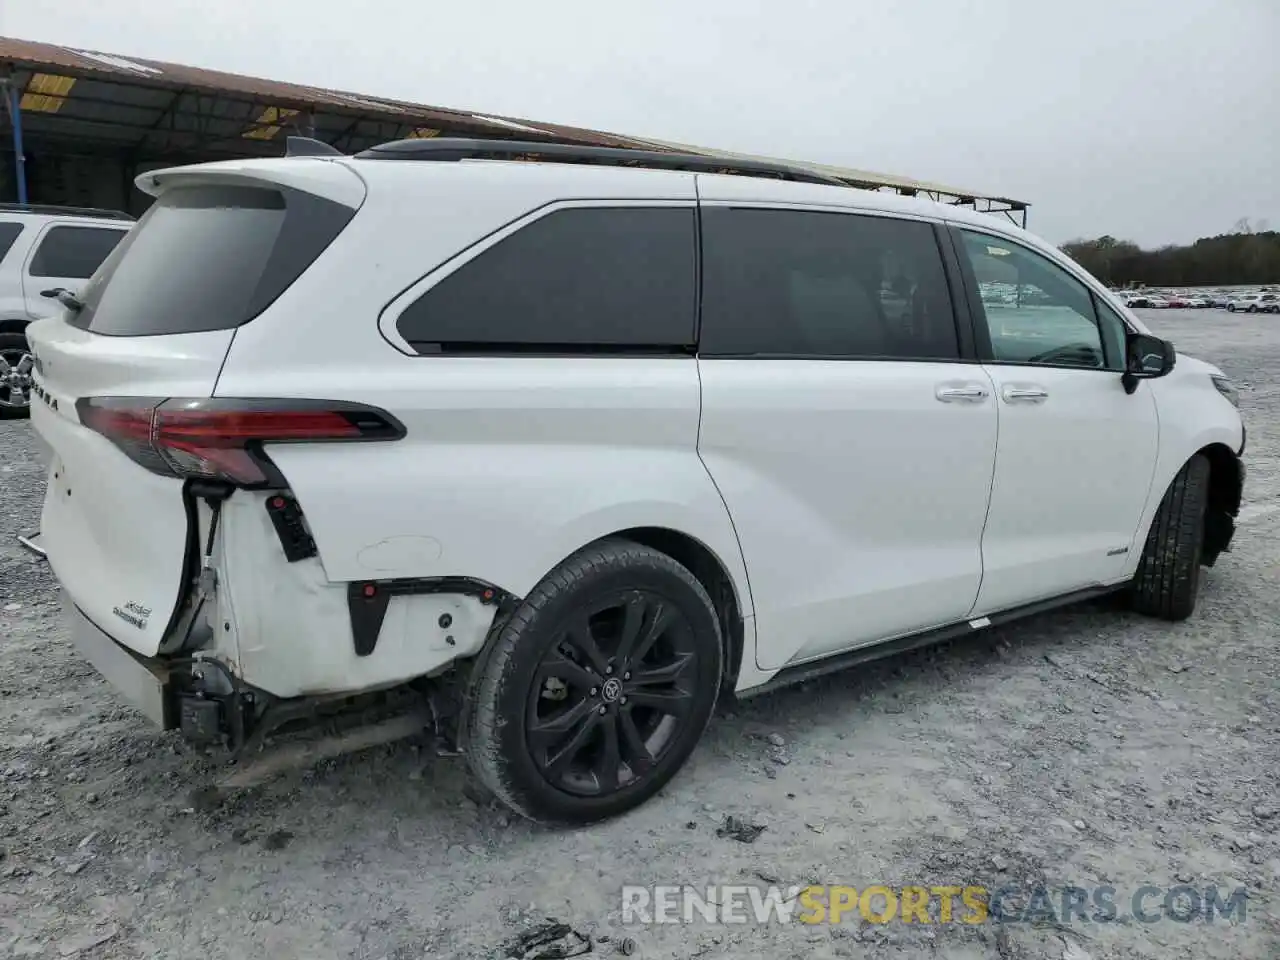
left=22, top=223, right=128, bottom=320
left=694, top=198, right=999, bottom=671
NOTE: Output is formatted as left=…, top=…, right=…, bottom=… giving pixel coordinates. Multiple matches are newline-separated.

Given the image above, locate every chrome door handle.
left=1002, top=386, right=1049, bottom=403
left=935, top=384, right=989, bottom=403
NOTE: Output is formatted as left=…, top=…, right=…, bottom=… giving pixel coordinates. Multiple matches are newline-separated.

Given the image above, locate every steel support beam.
left=3, top=84, right=28, bottom=203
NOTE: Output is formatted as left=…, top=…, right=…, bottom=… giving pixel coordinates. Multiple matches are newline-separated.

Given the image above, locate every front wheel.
left=1227, top=304, right=1235, bottom=312
left=462, top=539, right=723, bottom=824
left=1130, top=455, right=1210, bottom=621
left=1248, top=305, right=1258, bottom=313
left=0, top=331, right=33, bottom=420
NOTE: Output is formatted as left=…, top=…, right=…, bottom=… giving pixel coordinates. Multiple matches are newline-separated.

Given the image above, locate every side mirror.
left=1122, top=333, right=1175, bottom=394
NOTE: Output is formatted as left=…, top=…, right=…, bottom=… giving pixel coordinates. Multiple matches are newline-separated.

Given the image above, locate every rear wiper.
left=40, top=288, right=84, bottom=312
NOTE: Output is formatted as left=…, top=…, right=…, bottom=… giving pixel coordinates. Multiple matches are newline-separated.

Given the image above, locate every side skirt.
left=736, top=584, right=1125, bottom=700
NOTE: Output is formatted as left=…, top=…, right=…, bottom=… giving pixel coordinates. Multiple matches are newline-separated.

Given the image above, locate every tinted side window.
left=29, top=226, right=127, bottom=279
left=0, top=222, right=23, bottom=265
left=958, top=230, right=1106, bottom=370
left=397, top=207, right=697, bottom=352
left=699, top=208, right=959, bottom=360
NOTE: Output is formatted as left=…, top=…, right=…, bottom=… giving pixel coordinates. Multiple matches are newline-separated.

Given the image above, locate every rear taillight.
left=76, top=398, right=404, bottom=487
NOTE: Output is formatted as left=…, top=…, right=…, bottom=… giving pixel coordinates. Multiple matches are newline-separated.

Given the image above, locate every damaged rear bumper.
left=66, top=600, right=174, bottom=729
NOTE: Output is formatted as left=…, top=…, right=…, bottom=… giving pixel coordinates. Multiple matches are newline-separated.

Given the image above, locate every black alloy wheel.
left=526, top=589, right=699, bottom=797
left=462, top=540, right=722, bottom=824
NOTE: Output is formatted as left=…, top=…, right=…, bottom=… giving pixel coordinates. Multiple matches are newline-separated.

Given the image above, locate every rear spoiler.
left=135, top=157, right=366, bottom=210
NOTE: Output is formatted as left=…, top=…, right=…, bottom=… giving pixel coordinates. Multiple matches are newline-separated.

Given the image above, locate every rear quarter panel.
left=252, top=356, right=749, bottom=600
left=213, top=161, right=754, bottom=641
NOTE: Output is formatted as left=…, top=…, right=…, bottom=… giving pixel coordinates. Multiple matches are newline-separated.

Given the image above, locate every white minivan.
left=26, top=139, right=1245, bottom=824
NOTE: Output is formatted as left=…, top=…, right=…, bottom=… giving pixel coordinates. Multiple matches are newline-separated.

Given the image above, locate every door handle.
left=935, top=384, right=990, bottom=403
left=1002, top=385, right=1049, bottom=404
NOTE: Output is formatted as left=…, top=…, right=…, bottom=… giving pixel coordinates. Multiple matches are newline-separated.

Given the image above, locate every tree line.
left=1061, top=221, right=1280, bottom=288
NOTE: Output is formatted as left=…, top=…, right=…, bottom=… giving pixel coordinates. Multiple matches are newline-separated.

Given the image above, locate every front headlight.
left=1211, top=375, right=1239, bottom=407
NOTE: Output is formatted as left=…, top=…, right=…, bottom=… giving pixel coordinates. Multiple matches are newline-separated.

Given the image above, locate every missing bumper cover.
left=346, top=577, right=508, bottom=657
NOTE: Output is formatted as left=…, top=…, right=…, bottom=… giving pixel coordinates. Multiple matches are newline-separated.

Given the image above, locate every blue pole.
left=9, top=86, right=27, bottom=204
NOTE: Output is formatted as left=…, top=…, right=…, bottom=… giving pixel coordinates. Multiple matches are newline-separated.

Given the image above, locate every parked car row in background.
left=1116, top=288, right=1279, bottom=312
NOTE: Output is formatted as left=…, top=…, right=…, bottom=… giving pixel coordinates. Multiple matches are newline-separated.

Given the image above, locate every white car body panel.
left=970, top=365, right=1159, bottom=613
left=27, top=318, right=235, bottom=656
left=255, top=356, right=748, bottom=603
left=1122, top=354, right=1244, bottom=579
left=697, top=358, right=997, bottom=671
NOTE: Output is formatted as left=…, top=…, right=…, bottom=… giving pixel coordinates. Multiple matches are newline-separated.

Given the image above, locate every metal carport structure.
left=0, top=36, right=1027, bottom=225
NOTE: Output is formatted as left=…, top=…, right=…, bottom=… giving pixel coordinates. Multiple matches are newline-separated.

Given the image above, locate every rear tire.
left=0, top=331, right=32, bottom=420
left=1130, top=455, right=1211, bottom=621
left=462, top=539, right=722, bottom=824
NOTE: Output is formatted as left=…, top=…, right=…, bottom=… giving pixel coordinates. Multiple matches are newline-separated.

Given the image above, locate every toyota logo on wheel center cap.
left=601, top=678, right=623, bottom=703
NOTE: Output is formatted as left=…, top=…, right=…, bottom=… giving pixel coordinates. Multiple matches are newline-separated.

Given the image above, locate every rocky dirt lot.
left=1, top=310, right=1278, bottom=960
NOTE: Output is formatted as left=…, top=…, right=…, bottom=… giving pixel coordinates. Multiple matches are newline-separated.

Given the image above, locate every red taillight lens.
left=76, top=398, right=404, bottom=487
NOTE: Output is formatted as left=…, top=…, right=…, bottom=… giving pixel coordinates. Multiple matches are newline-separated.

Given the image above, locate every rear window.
left=29, top=225, right=126, bottom=278
left=0, top=222, right=23, bottom=265
left=395, top=207, right=697, bottom=353
left=71, top=184, right=354, bottom=336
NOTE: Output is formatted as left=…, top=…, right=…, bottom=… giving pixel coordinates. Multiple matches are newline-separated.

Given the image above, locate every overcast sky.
left=4, top=0, right=1277, bottom=247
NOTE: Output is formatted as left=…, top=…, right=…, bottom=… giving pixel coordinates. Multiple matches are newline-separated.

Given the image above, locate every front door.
left=950, top=227, right=1160, bottom=615
left=694, top=200, right=999, bottom=671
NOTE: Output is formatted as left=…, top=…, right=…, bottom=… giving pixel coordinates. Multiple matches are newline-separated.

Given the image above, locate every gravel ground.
left=1, top=309, right=1278, bottom=960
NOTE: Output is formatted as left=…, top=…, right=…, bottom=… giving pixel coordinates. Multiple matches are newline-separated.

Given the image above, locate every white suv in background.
left=0, top=204, right=133, bottom=418
left=1227, top=293, right=1279, bottom=314
left=26, top=139, right=1246, bottom=825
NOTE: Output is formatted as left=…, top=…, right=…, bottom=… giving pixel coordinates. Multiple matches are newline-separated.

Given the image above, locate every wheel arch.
left=1199, top=442, right=1243, bottom=564
left=0, top=317, right=31, bottom=336
left=608, top=526, right=747, bottom=693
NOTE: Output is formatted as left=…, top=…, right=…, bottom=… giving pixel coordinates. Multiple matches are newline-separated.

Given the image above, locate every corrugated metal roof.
left=0, top=36, right=647, bottom=148
left=0, top=35, right=1025, bottom=208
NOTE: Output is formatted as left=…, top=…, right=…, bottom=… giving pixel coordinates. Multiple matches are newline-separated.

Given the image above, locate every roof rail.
left=285, top=136, right=344, bottom=158
left=353, top=138, right=848, bottom=187
left=0, top=202, right=135, bottom=221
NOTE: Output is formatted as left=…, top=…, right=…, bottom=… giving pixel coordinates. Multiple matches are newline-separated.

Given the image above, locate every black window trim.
left=933, top=221, right=979, bottom=362
left=695, top=203, right=977, bottom=364
left=1088, top=292, right=1129, bottom=372
left=947, top=223, right=1129, bottom=374
left=383, top=198, right=700, bottom=359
